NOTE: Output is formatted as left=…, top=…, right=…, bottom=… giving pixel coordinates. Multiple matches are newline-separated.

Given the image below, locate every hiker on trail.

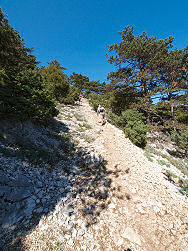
left=97, top=104, right=106, bottom=125
left=79, top=93, right=83, bottom=102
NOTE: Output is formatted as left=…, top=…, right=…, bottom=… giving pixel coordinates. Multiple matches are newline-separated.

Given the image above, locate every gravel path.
left=77, top=98, right=188, bottom=251
left=22, top=99, right=188, bottom=251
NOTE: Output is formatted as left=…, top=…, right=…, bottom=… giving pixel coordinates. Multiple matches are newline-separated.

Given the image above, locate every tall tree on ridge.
left=107, top=25, right=174, bottom=123
left=158, top=47, right=187, bottom=123
left=41, top=60, right=69, bottom=101
left=69, top=72, right=89, bottom=93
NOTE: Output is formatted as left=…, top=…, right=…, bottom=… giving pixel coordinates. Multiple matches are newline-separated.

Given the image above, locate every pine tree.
left=41, top=60, right=69, bottom=101
left=0, top=8, right=57, bottom=121
left=69, top=72, right=89, bottom=92
left=107, top=25, right=187, bottom=125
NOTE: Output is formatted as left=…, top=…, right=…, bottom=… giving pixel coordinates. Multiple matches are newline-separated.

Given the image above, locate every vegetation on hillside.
left=0, top=8, right=58, bottom=121
left=0, top=8, right=187, bottom=154
left=89, top=26, right=187, bottom=152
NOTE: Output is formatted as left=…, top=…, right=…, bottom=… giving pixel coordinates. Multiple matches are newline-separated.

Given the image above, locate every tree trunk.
left=170, top=102, right=174, bottom=120
left=170, top=100, right=176, bottom=130
left=142, top=81, right=150, bottom=124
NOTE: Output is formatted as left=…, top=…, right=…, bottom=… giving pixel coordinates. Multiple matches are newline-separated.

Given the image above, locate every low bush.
left=106, top=111, right=122, bottom=127
left=61, top=86, right=80, bottom=104
left=171, top=129, right=188, bottom=156
left=125, top=119, right=147, bottom=147
left=121, top=109, right=145, bottom=123
left=88, top=93, right=108, bottom=111
left=108, top=109, right=147, bottom=147
left=0, top=68, right=58, bottom=121
left=121, top=109, right=147, bottom=147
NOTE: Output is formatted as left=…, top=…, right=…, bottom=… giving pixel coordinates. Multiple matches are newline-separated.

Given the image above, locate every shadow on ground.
left=0, top=117, right=112, bottom=250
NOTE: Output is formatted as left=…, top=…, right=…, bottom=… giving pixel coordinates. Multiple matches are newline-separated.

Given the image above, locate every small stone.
left=109, top=203, right=116, bottom=209
left=171, top=229, right=176, bottom=235
left=81, top=245, right=87, bottom=251
left=153, top=205, right=160, bottom=213
left=8, top=225, right=16, bottom=231
left=121, top=227, right=141, bottom=246
left=72, top=229, right=77, bottom=238
left=59, top=245, right=66, bottom=251
left=36, top=181, right=43, bottom=188
left=43, top=208, right=48, bottom=213
left=98, top=187, right=108, bottom=199
left=77, top=229, right=85, bottom=236
left=136, top=204, right=146, bottom=214
left=36, top=190, right=43, bottom=198
left=81, top=222, right=87, bottom=230
left=60, top=188, right=64, bottom=193
left=67, top=238, right=74, bottom=246
left=130, top=188, right=137, bottom=194
left=24, top=220, right=30, bottom=225
left=103, top=178, right=112, bottom=187
left=117, top=237, right=124, bottom=246
left=171, top=176, right=181, bottom=186
left=41, top=198, right=46, bottom=204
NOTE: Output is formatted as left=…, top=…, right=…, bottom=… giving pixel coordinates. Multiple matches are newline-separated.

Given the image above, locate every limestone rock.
left=121, top=227, right=142, bottom=246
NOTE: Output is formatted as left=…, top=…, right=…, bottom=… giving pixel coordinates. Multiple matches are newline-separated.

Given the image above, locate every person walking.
left=97, top=104, right=106, bottom=125
left=79, top=93, right=83, bottom=103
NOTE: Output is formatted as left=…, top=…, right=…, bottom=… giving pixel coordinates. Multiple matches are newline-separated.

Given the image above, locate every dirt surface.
left=79, top=99, right=188, bottom=251
left=22, top=99, right=188, bottom=251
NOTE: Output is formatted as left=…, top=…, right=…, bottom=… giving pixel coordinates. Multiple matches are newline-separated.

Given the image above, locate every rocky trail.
left=0, top=99, right=188, bottom=250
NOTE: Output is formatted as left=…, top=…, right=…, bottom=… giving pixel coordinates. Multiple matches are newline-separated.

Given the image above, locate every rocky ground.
left=0, top=98, right=188, bottom=250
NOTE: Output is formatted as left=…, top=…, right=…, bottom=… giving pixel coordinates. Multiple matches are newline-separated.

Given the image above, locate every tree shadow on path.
left=0, top=117, right=112, bottom=250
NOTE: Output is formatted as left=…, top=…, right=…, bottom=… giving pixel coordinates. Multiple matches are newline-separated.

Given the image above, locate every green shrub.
left=61, top=86, right=80, bottom=104
left=125, top=120, right=147, bottom=147
left=106, top=111, right=122, bottom=127
left=175, top=111, right=188, bottom=124
left=108, top=109, right=147, bottom=147
left=0, top=68, right=58, bottom=121
left=121, top=109, right=145, bottom=122
left=122, top=109, right=147, bottom=147
left=41, top=60, right=69, bottom=102
left=171, top=130, right=188, bottom=155
left=88, top=93, right=108, bottom=111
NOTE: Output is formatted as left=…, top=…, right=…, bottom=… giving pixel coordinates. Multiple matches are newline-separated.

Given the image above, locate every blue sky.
left=1, top=0, right=188, bottom=82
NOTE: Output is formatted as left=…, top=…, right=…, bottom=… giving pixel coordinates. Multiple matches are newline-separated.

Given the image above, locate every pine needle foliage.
left=0, top=8, right=57, bottom=121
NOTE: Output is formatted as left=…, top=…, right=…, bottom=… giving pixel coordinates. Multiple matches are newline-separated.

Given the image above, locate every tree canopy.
left=0, top=8, right=37, bottom=73
left=69, top=72, right=89, bottom=92
left=107, top=25, right=187, bottom=125
left=0, top=8, right=57, bottom=121
left=41, top=60, right=69, bottom=101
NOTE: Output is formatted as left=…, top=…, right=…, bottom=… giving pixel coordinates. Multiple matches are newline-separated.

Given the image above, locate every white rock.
left=130, top=188, right=137, bottom=194
left=77, top=229, right=85, bottom=236
left=72, top=229, right=77, bottom=238
left=109, top=203, right=116, bottom=209
left=67, top=238, right=74, bottom=246
left=153, top=205, right=160, bottom=213
left=117, top=238, right=124, bottom=246
left=121, top=227, right=141, bottom=246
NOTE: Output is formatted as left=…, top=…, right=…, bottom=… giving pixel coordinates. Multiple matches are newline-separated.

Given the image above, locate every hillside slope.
left=1, top=99, right=188, bottom=250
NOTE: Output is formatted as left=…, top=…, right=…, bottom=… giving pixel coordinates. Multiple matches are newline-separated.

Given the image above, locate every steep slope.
left=1, top=99, right=187, bottom=250
left=23, top=99, right=188, bottom=251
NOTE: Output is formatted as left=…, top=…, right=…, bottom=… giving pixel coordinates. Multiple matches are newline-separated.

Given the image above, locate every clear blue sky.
left=1, top=0, right=188, bottom=82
